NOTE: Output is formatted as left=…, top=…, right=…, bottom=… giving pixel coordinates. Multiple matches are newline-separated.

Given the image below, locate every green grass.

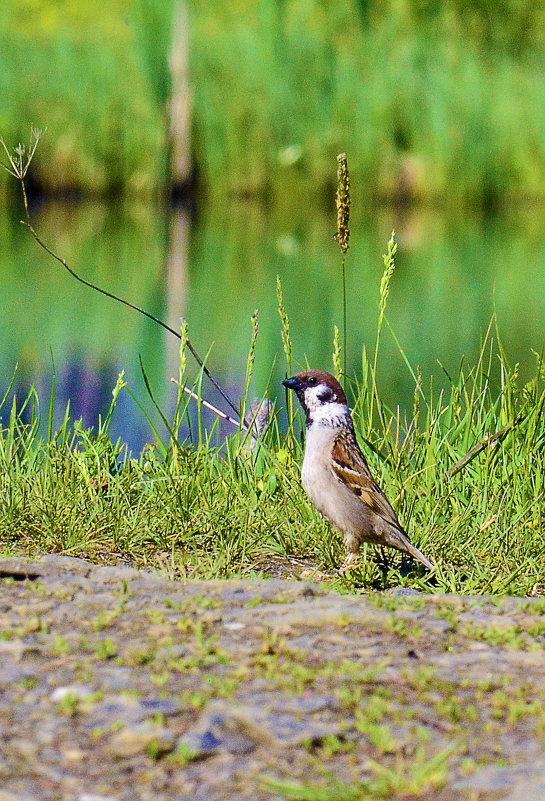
left=3, top=0, right=545, bottom=202
left=266, top=742, right=455, bottom=800
left=0, top=0, right=169, bottom=196
left=2, top=251, right=545, bottom=596
left=189, top=0, right=545, bottom=205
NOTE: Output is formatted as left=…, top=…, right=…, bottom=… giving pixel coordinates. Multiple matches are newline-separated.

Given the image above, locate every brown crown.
left=294, top=370, right=347, bottom=405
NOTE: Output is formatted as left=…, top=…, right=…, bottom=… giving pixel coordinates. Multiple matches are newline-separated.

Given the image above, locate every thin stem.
left=17, top=176, right=240, bottom=420
left=172, top=380, right=246, bottom=430
left=342, top=256, right=347, bottom=389
left=447, top=414, right=524, bottom=477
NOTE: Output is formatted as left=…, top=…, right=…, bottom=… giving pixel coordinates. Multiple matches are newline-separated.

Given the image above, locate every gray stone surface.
left=0, top=554, right=544, bottom=800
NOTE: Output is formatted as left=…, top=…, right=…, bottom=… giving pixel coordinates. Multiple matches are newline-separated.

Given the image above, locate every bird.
left=282, top=369, right=433, bottom=571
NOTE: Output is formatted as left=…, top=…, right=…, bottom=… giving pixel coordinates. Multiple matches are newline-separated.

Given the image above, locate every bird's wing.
left=330, top=429, right=402, bottom=530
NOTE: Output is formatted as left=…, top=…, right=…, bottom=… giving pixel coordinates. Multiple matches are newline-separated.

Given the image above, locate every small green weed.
left=94, top=639, right=118, bottom=660
left=265, top=742, right=456, bottom=800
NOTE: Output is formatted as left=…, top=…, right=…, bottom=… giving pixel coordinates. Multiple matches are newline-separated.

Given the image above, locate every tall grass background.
left=0, top=0, right=169, bottom=195
left=2, top=0, right=545, bottom=202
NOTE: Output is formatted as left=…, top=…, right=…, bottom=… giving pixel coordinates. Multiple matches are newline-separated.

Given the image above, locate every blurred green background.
left=2, top=0, right=545, bottom=450
left=3, top=0, right=545, bottom=203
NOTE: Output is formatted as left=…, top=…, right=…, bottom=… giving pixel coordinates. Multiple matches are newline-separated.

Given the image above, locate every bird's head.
left=282, top=370, right=350, bottom=428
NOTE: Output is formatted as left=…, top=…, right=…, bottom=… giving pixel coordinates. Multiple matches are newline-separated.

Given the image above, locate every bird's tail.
left=404, top=540, right=434, bottom=571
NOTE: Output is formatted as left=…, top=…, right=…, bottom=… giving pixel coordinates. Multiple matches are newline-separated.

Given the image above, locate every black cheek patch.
left=316, top=386, right=334, bottom=402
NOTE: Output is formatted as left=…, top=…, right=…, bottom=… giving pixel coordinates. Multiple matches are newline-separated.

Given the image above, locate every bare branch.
left=172, top=379, right=244, bottom=429
left=0, top=127, right=44, bottom=180
left=174, top=380, right=275, bottom=455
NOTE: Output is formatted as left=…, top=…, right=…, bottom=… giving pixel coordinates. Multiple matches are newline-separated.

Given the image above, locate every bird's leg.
left=339, top=551, right=356, bottom=574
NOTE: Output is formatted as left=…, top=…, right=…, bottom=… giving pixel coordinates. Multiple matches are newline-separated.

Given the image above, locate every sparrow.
left=282, top=369, right=433, bottom=570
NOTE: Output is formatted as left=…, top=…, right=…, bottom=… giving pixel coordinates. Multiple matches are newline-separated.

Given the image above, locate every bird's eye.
left=307, top=376, right=317, bottom=386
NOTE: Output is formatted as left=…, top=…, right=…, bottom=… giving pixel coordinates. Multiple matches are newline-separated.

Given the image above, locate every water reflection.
left=1, top=196, right=545, bottom=453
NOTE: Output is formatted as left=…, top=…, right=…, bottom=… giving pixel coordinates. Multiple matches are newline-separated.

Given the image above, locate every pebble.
left=50, top=684, right=93, bottom=703
left=108, top=722, right=176, bottom=758
left=79, top=795, right=119, bottom=801
left=178, top=703, right=259, bottom=757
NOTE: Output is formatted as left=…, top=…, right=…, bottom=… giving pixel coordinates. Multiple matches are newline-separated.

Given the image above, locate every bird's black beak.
left=282, top=376, right=302, bottom=392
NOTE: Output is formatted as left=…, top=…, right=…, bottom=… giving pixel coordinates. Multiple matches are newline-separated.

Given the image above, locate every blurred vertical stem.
left=335, top=153, right=350, bottom=388
left=277, top=275, right=294, bottom=437
left=241, top=309, right=259, bottom=427
left=368, top=231, right=397, bottom=436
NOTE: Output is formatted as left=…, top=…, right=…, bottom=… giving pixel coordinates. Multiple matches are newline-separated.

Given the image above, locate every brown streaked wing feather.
left=330, top=429, right=402, bottom=529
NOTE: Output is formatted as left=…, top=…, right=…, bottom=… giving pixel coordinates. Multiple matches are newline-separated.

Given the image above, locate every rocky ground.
left=1, top=555, right=545, bottom=801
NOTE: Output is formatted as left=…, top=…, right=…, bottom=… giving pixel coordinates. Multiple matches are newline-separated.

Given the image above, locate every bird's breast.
left=301, top=427, right=363, bottom=530
left=301, top=427, right=335, bottom=497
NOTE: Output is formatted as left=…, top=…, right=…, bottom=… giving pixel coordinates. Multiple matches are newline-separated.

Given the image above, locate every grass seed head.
left=336, top=153, right=351, bottom=256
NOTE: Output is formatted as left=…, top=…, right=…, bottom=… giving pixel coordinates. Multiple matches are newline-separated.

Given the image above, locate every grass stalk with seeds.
left=335, top=153, right=350, bottom=387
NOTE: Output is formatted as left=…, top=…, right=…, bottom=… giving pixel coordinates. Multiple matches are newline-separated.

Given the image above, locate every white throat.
left=306, top=400, right=351, bottom=429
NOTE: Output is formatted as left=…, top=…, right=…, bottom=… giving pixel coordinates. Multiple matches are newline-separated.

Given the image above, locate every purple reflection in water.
left=4, top=357, right=164, bottom=456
